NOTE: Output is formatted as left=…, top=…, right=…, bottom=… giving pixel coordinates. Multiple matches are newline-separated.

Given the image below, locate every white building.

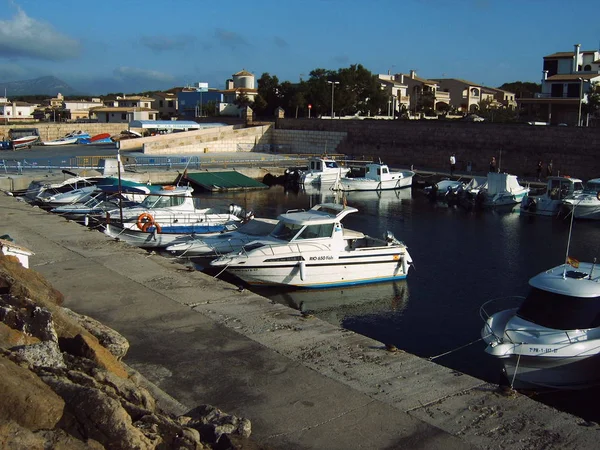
left=0, top=101, right=38, bottom=121
left=91, top=95, right=158, bottom=123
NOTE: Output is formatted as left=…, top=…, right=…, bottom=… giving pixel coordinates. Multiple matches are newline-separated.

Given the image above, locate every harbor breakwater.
left=275, top=119, right=600, bottom=180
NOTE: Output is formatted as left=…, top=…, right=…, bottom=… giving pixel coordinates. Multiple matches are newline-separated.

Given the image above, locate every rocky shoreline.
left=0, top=253, right=260, bottom=450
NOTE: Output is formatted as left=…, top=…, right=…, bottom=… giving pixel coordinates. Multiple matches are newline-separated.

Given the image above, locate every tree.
left=498, top=81, right=541, bottom=99
left=234, top=93, right=252, bottom=109
left=582, top=81, right=600, bottom=120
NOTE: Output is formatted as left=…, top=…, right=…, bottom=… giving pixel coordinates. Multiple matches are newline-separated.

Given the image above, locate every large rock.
left=0, top=254, right=64, bottom=307
left=0, top=322, right=40, bottom=347
left=0, top=354, right=65, bottom=430
left=184, top=404, right=252, bottom=444
left=41, top=376, right=154, bottom=450
left=59, top=333, right=129, bottom=378
left=0, top=420, right=45, bottom=450
left=11, top=340, right=66, bottom=369
left=62, top=308, right=129, bottom=360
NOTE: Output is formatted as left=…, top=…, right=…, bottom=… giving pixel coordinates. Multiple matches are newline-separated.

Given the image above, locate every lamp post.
left=577, top=77, right=588, bottom=127
left=327, top=80, right=339, bottom=119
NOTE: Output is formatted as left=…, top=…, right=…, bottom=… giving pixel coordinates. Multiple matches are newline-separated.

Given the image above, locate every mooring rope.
left=428, top=335, right=487, bottom=361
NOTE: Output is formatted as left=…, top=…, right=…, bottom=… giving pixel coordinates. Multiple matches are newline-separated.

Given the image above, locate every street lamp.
left=327, top=80, right=339, bottom=119
left=577, top=77, right=589, bottom=127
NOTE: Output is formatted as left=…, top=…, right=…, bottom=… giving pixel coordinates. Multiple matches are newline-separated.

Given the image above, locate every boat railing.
left=238, top=241, right=330, bottom=257
left=502, top=328, right=576, bottom=346
left=479, top=296, right=525, bottom=323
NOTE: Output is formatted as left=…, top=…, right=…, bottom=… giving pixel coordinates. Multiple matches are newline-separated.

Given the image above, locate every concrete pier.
left=1, top=191, right=597, bottom=449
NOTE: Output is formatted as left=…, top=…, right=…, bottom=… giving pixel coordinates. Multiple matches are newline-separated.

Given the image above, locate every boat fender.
left=163, top=185, right=176, bottom=191
left=299, top=261, right=306, bottom=281
left=137, top=212, right=155, bottom=231
left=141, top=221, right=162, bottom=234
left=597, top=191, right=600, bottom=201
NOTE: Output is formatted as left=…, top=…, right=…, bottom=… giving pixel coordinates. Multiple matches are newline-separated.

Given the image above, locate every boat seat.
left=343, top=229, right=365, bottom=239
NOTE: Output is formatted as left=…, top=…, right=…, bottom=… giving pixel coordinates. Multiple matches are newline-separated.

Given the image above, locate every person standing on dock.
left=536, top=160, right=543, bottom=181
left=546, top=160, right=553, bottom=178
left=489, top=156, right=497, bottom=173
left=449, top=154, right=456, bottom=176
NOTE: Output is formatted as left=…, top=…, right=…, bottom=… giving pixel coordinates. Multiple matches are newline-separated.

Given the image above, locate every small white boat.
left=301, top=157, right=350, bottom=185
left=38, top=185, right=98, bottom=207
left=481, top=259, right=600, bottom=389
left=210, top=203, right=413, bottom=288
left=561, top=178, right=600, bottom=220
left=521, top=176, right=583, bottom=216
left=334, top=163, right=414, bottom=191
left=42, top=130, right=90, bottom=146
left=166, top=217, right=279, bottom=258
left=476, top=172, right=529, bottom=207
left=50, top=189, right=143, bottom=222
left=424, top=179, right=465, bottom=201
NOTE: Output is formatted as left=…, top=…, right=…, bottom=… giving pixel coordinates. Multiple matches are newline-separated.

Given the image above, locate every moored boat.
left=481, top=259, right=600, bottom=389
left=521, top=176, right=583, bottom=216
left=210, top=203, right=413, bottom=288
left=42, top=130, right=90, bottom=146
left=561, top=178, right=600, bottom=220
left=475, top=172, right=529, bottom=207
left=334, top=162, right=414, bottom=191
left=301, top=157, right=350, bottom=185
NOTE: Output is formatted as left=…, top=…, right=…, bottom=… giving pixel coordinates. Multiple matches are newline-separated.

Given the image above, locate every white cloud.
left=0, top=6, right=80, bottom=61
left=140, top=35, right=194, bottom=52
left=114, top=66, right=175, bottom=83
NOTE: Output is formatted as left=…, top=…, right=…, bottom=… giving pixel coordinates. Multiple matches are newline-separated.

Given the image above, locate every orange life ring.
left=136, top=212, right=155, bottom=231
left=163, top=185, right=176, bottom=191
left=141, top=221, right=162, bottom=233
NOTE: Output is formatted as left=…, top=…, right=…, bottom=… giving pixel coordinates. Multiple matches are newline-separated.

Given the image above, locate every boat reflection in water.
left=255, top=280, right=410, bottom=328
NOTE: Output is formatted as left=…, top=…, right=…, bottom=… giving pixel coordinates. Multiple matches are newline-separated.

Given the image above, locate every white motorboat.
left=166, top=217, right=279, bottom=258
left=481, top=260, right=600, bottom=389
left=38, top=185, right=98, bottom=207
left=301, top=157, right=350, bottom=185
left=475, top=172, right=529, bottom=207
left=50, top=189, right=143, bottom=223
left=105, top=185, right=247, bottom=231
left=42, top=130, right=90, bottom=146
left=210, top=203, right=413, bottom=288
left=103, top=221, right=239, bottom=249
left=521, top=176, right=583, bottom=216
left=334, top=163, right=414, bottom=191
left=561, top=178, right=600, bottom=220
left=424, top=179, right=465, bottom=202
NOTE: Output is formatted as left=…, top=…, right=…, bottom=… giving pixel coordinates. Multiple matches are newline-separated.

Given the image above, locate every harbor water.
left=191, top=181, right=600, bottom=422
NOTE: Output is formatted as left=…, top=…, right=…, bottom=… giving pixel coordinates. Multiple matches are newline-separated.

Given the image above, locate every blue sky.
left=0, top=0, right=598, bottom=95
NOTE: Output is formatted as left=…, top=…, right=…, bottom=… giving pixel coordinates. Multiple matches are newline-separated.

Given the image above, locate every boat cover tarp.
left=184, top=171, right=267, bottom=191
left=487, top=172, right=524, bottom=195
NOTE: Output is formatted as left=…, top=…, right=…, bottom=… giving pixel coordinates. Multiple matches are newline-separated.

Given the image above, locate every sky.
left=0, top=0, right=598, bottom=95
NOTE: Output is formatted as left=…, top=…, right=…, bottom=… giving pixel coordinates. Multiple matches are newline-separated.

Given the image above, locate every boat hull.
left=104, top=223, right=225, bottom=248
left=220, top=250, right=410, bottom=288
left=500, top=353, right=600, bottom=389
left=336, top=175, right=413, bottom=191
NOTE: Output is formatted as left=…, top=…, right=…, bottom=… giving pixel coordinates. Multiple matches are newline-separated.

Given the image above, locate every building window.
left=584, top=64, right=592, bottom=71
left=121, top=113, right=127, bottom=120
left=18, top=111, right=22, bottom=116
left=470, top=88, right=480, bottom=97
left=159, top=100, right=164, bottom=107
left=168, top=100, right=174, bottom=107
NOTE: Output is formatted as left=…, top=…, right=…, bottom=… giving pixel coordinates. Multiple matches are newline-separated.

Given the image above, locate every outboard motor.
left=229, top=203, right=245, bottom=218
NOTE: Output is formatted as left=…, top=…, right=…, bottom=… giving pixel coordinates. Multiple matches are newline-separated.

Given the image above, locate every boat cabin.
left=545, top=176, right=583, bottom=200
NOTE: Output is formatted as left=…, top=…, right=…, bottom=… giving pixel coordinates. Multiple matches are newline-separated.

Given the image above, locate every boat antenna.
left=562, top=196, right=576, bottom=279
left=117, top=149, right=124, bottom=223
left=590, top=257, right=596, bottom=280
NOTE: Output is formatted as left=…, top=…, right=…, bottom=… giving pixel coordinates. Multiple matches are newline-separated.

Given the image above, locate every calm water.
left=195, top=182, right=600, bottom=421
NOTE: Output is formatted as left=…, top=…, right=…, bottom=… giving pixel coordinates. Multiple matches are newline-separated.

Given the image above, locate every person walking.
left=546, top=160, right=553, bottom=178
left=449, top=154, right=456, bottom=176
left=489, top=156, right=497, bottom=173
left=536, top=160, right=543, bottom=181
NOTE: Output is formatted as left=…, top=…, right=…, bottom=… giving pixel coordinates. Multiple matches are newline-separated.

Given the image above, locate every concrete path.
left=1, top=192, right=596, bottom=449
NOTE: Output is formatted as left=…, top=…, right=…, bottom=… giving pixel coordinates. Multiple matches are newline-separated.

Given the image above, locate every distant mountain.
left=0, top=76, right=80, bottom=96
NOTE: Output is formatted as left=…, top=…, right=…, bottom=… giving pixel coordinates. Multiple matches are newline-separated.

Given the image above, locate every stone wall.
left=271, top=129, right=347, bottom=155
left=0, top=123, right=127, bottom=142
left=140, top=124, right=274, bottom=155
left=276, top=119, right=600, bottom=180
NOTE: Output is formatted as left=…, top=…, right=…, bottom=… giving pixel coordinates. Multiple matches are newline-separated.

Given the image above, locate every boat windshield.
left=140, top=194, right=184, bottom=208
left=270, top=221, right=304, bottom=242
left=583, top=180, right=600, bottom=194
left=516, top=287, right=600, bottom=330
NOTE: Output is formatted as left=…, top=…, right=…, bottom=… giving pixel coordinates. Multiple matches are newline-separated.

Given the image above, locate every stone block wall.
left=0, top=123, right=127, bottom=142
left=276, top=119, right=600, bottom=180
left=140, top=124, right=274, bottom=155
left=271, top=129, right=347, bottom=155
